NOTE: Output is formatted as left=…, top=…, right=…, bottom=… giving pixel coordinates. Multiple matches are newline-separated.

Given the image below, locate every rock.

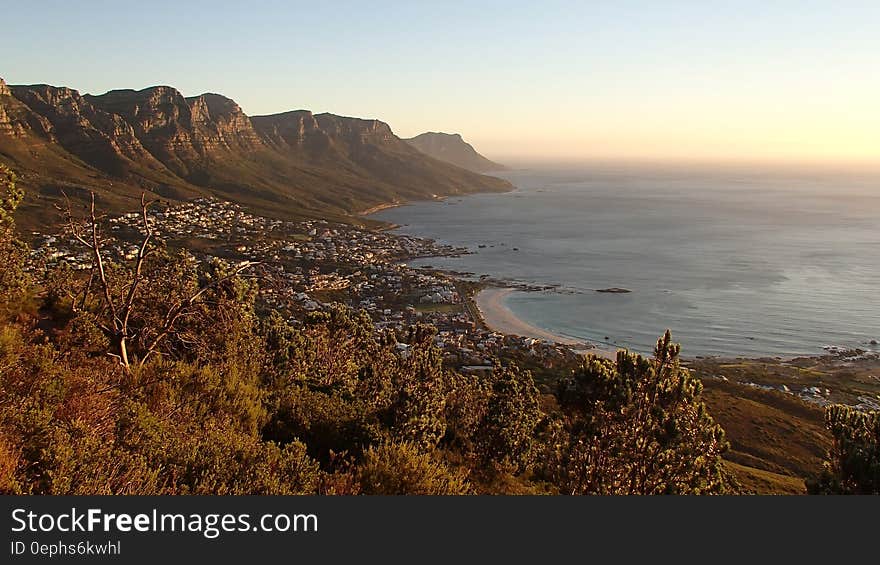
left=84, top=86, right=263, bottom=160
left=9, top=83, right=159, bottom=165
left=595, top=287, right=631, bottom=293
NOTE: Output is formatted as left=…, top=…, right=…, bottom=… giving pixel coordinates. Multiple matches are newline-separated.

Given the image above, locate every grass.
left=699, top=378, right=830, bottom=493
left=688, top=354, right=880, bottom=407
left=724, top=461, right=807, bottom=495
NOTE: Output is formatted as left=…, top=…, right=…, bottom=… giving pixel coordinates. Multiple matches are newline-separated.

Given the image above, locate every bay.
left=372, top=164, right=880, bottom=357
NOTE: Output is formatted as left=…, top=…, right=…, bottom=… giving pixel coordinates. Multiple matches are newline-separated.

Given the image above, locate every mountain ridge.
left=0, top=79, right=512, bottom=228
left=404, top=131, right=506, bottom=173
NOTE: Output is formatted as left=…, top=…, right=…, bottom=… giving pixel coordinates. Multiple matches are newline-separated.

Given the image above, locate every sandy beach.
left=475, top=287, right=616, bottom=359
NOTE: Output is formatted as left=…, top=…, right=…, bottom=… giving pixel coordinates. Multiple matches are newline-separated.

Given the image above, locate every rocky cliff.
left=83, top=87, right=265, bottom=173
left=0, top=79, right=512, bottom=225
left=404, top=132, right=505, bottom=173
left=10, top=84, right=169, bottom=177
left=0, top=78, right=55, bottom=139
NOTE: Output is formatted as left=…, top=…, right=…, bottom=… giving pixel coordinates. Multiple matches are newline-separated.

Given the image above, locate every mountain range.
left=0, top=77, right=511, bottom=228
left=403, top=132, right=506, bottom=173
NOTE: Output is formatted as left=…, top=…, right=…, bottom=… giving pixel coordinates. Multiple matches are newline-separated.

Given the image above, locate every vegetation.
left=2, top=171, right=872, bottom=495
left=697, top=378, right=829, bottom=494
left=0, top=164, right=27, bottom=312
left=809, top=405, right=880, bottom=494
left=538, top=333, right=730, bottom=494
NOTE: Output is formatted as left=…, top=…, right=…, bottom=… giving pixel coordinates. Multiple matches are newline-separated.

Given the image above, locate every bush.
left=358, top=443, right=471, bottom=495
left=0, top=164, right=28, bottom=312
left=539, top=331, right=730, bottom=494
left=811, top=405, right=880, bottom=494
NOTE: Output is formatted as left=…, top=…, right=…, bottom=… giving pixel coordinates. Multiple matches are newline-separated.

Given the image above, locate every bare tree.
left=61, top=191, right=257, bottom=371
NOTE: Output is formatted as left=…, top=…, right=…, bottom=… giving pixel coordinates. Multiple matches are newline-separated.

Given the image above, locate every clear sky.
left=2, top=1, right=878, bottom=165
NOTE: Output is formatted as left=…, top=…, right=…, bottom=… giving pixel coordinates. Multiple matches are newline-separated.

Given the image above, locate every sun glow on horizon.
left=2, top=1, right=878, bottom=167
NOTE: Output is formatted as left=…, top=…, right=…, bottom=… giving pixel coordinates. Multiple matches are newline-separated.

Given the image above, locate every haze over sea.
left=373, top=164, right=880, bottom=358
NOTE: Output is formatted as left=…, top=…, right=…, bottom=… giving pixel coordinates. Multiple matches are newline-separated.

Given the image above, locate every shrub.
left=358, top=443, right=471, bottom=495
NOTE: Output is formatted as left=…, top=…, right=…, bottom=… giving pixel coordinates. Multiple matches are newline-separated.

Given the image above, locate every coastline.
left=358, top=201, right=404, bottom=216
left=361, top=193, right=452, bottom=218
left=475, top=287, right=617, bottom=360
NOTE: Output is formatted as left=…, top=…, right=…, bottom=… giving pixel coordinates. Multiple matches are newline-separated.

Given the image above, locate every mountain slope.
left=0, top=78, right=512, bottom=228
left=404, top=132, right=506, bottom=173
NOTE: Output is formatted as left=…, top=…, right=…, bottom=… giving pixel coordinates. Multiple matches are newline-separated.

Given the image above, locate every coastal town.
left=28, top=198, right=582, bottom=377
left=25, top=197, right=880, bottom=407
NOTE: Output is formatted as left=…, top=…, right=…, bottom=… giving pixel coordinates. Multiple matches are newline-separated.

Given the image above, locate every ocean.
left=371, top=164, right=880, bottom=357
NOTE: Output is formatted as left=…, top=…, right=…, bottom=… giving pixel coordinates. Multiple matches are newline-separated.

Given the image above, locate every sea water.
left=372, top=164, right=880, bottom=357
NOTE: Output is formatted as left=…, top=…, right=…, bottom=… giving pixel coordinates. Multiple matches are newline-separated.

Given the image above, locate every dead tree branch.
left=62, top=191, right=258, bottom=372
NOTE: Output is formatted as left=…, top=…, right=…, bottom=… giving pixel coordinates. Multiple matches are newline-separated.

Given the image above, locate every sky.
left=2, top=1, right=878, bottom=165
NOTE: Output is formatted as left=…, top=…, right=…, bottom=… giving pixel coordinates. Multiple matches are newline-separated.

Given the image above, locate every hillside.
left=404, top=132, right=506, bottom=173
left=699, top=379, right=830, bottom=493
left=0, top=78, right=512, bottom=229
